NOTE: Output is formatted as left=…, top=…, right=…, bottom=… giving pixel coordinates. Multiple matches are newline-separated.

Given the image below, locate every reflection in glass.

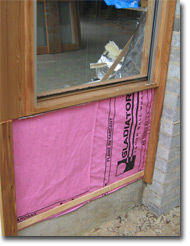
left=37, top=2, right=47, bottom=47
left=36, top=0, right=150, bottom=95
left=59, top=2, right=73, bottom=44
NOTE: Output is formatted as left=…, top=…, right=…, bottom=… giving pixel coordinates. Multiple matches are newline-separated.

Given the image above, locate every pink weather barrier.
left=13, top=89, right=154, bottom=224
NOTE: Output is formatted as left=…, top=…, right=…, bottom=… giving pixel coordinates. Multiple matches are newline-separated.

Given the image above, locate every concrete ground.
left=84, top=205, right=180, bottom=237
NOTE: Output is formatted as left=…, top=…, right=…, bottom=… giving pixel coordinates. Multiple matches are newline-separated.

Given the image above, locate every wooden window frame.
left=36, top=0, right=153, bottom=98
left=0, top=0, right=177, bottom=236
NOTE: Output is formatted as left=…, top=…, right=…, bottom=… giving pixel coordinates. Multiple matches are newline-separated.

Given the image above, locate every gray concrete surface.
left=18, top=179, right=144, bottom=236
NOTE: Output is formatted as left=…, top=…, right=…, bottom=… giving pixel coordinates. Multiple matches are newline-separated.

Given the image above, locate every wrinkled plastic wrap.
left=95, top=11, right=147, bottom=80
left=13, top=89, right=154, bottom=224
left=116, top=11, right=147, bottom=78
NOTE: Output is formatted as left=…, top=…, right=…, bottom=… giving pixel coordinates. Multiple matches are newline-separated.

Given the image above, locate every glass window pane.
left=59, top=2, right=73, bottom=44
left=36, top=0, right=154, bottom=95
left=37, top=2, right=47, bottom=47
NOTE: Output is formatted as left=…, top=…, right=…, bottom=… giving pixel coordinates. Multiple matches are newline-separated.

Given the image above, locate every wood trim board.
left=17, top=171, right=144, bottom=230
left=0, top=0, right=26, bottom=122
left=140, top=0, right=156, bottom=75
left=35, top=80, right=157, bottom=115
left=143, top=0, right=177, bottom=184
left=37, top=74, right=148, bottom=98
left=0, top=121, right=18, bottom=236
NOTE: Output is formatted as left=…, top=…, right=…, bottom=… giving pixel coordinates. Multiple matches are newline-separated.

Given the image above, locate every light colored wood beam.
left=0, top=121, right=18, bottom=236
left=18, top=171, right=144, bottom=231
left=143, top=0, right=177, bottom=184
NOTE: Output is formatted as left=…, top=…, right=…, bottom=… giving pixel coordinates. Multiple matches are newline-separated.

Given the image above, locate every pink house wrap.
left=12, top=89, right=154, bottom=224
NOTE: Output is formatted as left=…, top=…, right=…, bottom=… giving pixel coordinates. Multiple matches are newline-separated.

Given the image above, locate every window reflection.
left=36, top=0, right=150, bottom=95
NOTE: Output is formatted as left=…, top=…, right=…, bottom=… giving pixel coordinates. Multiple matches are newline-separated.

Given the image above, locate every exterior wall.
left=142, top=0, right=180, bottom=216
left=17, top=3, right=181, bottom=235
left=0, top=1, right=180, bottom=237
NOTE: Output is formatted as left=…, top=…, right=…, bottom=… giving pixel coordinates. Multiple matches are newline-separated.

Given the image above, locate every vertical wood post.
left=143, top=0, right=177, bottom=184
left=0, top=121, right=18, bottom=236
left=0, top=0, right=26, bottom=122
left=140, top=0, right=155, bottom=75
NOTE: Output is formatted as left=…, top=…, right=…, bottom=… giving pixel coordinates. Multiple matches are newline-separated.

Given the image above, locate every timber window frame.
left=35, top=0, right=156, bottom=101
left=0, top=0, right=177, bottom=236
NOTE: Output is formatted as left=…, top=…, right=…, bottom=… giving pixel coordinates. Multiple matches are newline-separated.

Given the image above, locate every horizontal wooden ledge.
left=35, top=81, right=158, bottom=115
left=18, top=170, right=144, bottom=231
left=37, top=74, right=147, bottom=98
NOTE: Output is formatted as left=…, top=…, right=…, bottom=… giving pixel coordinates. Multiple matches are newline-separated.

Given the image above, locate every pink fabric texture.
left=13, top=89, right=154, bottom=223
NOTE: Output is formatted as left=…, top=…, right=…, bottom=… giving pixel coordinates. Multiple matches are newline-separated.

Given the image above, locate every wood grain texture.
left=140, top=0, right=155, bottom=75
left=38, top=74, right=147, bottom=98
left=36, top=80, right=157, bottom=115
left=143, top=0, right=177, bottom=184
left=0, top=121, right=18, bottom=236
left=0, top=0, right=26, bottom=122
left=24, top=0, right=36, bottom=115
left=18, top=171, right=144, bottom=230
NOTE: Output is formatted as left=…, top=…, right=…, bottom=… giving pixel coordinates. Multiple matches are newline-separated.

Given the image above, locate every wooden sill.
left=37, top=74, right=147, bottom=98
left=35, top=79, right=158, bottom=115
